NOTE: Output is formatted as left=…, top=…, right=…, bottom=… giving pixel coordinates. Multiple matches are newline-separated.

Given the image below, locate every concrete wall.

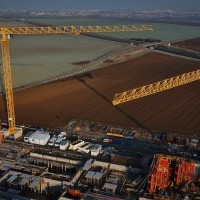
left=43, top=177, right=62, bottom=188
left=30, top=152, right=81, bottom=165
left=93, top=160, right=129, bottom=172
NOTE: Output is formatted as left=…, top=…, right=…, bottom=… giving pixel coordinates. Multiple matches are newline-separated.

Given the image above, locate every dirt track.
left=0, top=52, right=200, bottom=135
left=174, top=37, right=200, bottom=52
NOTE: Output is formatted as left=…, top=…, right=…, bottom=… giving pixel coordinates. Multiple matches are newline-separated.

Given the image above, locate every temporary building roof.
left=29, top=132, right=37, bottom=140
left=29, top=177, right=41, bottom=188
left=33, top=133, right=50, bottom=141
left=24, top=131, right=34, bottom=138
left=55, top=137, right=63, bottom=143
left=107, top=175, right=119, bottom=184
left=7, top=175, right=17, bottom=183
left=19, top=174, right=32, bottom=185
left=20, top=177, right=30, bottom=186
left=59, top=132, right=67, bottom=137
left=103, top=183, right=117, bottom=191
left=83, top=164, right=91, bottom=171
left=83, top=143, right=93, bottom=150
left=72, top=140, right=83, bottom=145
left=60, top=140, right=70, bottom=145
left=85, top=159, right=93, bottom=165
left=91, top=144, right=102, bottom=150
left=12, top=177, right=23, bottom=185
left=80, top=142, right=89, bottom=148
left=2, top=162, right=15, bottom=169
left=85, top=171, right=96, bottom=179
left=93, top=172, right=104, bottom=180
left=0, top=165, right=9, bottom=171
left=35, top=130, right=50, bottom=135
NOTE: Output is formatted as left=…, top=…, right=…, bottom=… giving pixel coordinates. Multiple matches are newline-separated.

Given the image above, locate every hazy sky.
left=0, top=0, right=199, bottom=10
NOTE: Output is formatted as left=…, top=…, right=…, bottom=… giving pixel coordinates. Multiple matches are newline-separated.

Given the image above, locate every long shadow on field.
left=75, top=73, right=151, bottom=132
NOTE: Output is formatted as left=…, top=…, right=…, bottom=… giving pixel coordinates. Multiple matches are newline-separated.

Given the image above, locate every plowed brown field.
left=0, top=52, right=200, bottom=135
left=174, top=37, right=200, bottom=52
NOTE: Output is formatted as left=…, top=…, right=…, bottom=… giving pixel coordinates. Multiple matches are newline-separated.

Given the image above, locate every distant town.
left=1, top=9, right=200, bottom=22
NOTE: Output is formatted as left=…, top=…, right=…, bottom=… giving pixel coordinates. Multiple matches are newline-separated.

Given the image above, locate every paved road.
left=153, top=49, right=200, bottom=62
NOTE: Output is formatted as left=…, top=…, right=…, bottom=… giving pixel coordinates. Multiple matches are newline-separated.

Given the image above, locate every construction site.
left=0, top=13, right=200, bottom=200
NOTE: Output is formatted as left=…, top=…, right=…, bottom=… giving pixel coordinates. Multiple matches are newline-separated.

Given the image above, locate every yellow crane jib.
left=0, top=25, right=153, bottom=35
left=112, top=69, right=200, bottom=106
left=0, top=24, right=153, bottom=137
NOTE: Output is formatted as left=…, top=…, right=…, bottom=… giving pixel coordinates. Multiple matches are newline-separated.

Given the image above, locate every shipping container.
left=78, top=142, right=93, bottom=154
left=58, top=132, right=67, bottom=139
left=54, top=137, right=63, bottom=147
left=34, top=133, right=50, bottom=145
left=24, top=131, right=34, bottom=142
left=60, top=140, right=70, bottom=150
left=91, top=144, right=102, bottom=156
left=29, top=131, right=50, bottom=145
left=14, top=128, right=23, bottom=140
left=28, top=132, right=37, bottom=144
left=48, top=135, right=57, bottom=146
left=69, top=140, right=85, bottom=150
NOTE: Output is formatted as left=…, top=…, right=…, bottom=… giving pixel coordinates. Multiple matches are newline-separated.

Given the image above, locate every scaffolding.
left=175, top=159, right=196, bottom=185
left=148, top=154, right=196, bottom=193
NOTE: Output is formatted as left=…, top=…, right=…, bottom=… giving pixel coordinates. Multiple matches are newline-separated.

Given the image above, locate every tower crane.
left=112, top=69, right=200, bottom=106
left=0, top=24, right=153, bottom=139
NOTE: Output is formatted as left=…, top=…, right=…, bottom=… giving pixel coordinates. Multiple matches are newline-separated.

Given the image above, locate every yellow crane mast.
left=0, top=24, right=153, bottom=137
left=112, top=69, right=200, bottom=106
left=1, top=34, right=16, bottom=134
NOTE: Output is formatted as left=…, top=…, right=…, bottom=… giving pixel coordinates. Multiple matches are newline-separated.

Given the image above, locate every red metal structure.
left=149, top=155, right=171, bottom=193
left=149, top=154, right=196, bottom=193
left=176, top=159, right=196, bottom=185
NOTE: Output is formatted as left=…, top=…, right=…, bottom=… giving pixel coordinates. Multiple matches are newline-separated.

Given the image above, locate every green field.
left=26, top=18, right=200, bottom=41
left=0, top=19, right=125, bottom=91
left=0, top=18, right=200, bottom=91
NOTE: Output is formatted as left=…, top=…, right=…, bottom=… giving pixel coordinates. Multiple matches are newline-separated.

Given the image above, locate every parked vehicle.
left=103, top=138, right=109, bottom=143
left=54, top=137, right=63, bottom=147
left=48, top=135, right=57, bottom=146
left=24, top=131, right=34, bottom=143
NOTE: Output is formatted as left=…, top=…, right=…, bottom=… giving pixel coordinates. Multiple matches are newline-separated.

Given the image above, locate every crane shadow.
left=74, top=73, right=151, bottom=132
